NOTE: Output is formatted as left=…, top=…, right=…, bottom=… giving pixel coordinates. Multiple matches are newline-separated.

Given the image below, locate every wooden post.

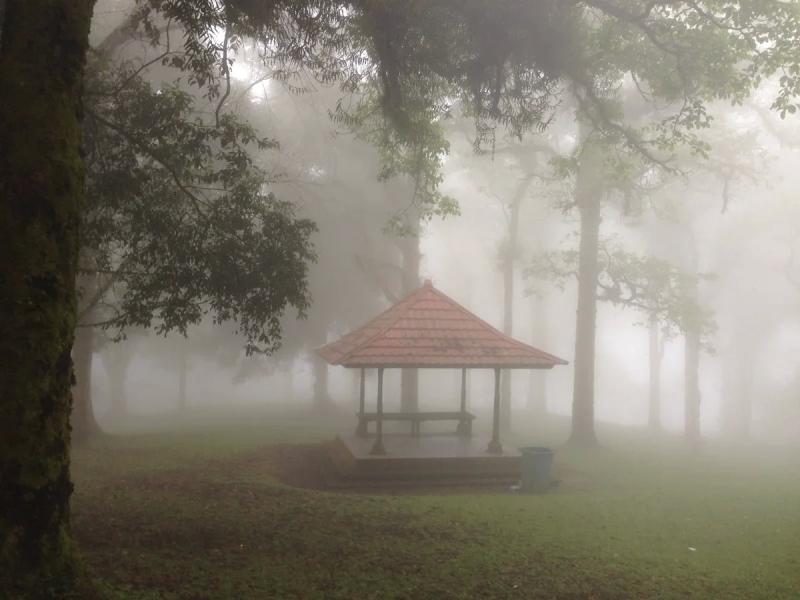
left=356, top=367, right=367, bottom=437
left=457, top=368, right=469, bottom=436
left=460, top=368, right=467, bottom=413
left=488, top=367, right=503, bottom=454
left=370, top=368, right=386, bottom=455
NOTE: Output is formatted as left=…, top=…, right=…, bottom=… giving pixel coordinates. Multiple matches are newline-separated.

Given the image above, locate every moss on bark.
left=0, top=1, right=95, bottom=597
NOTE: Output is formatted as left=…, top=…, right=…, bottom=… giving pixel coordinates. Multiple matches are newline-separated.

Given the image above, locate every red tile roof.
left=317, top=280, right=568, bottom=369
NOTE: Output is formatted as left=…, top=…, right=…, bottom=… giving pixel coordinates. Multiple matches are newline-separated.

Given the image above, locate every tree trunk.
left=500, top=192, right=523, bottom=430
left=71, top=324, right=100, bottom=442
left=103, top=343, right=133, bottom=421
left=399, top=224, right=421, bottom=412
left=648, top=316, right=662, bottom=431
left=568, top=136, right=603, bottom=447
left=312, top=354, right=332, bottom=413
left=0, top=1, right=95, bottom=596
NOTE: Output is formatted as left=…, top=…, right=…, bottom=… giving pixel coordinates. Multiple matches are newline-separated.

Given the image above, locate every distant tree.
left=528, top=238, right=715, bottom=435
left=6, top=1, right=800, bottom=594
left=71, top=43, right=316, bottom=440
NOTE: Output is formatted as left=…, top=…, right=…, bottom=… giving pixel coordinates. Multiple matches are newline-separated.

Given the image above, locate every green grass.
left=71, top=407, right=800, bottom=599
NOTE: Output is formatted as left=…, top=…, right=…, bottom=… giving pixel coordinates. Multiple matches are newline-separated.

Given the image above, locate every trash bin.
left=519, top=446, right=554, bottom=493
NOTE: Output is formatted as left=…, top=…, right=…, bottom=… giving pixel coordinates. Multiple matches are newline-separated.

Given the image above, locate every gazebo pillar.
left=488, top=367, right=503, bottom=454
left=356, top=367, right=366, bottom=437
left=460, top=368, right=467, bottom=413
left=370, top=368, right=386, bottom=455
left=457, top=368, right=470, bottom=436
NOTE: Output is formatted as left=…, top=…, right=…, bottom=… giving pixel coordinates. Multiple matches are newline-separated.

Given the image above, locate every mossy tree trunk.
left=0, top=1, right=95, bottom=597
left=568, top=135, right=603, bottom=448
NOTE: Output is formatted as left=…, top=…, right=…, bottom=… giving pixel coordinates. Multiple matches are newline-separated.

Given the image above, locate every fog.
left=81, top=2, right=800, bottom=450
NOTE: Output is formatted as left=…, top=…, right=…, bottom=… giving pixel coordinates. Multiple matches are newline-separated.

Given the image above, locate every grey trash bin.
left=519, top=446, right=554, bottom=493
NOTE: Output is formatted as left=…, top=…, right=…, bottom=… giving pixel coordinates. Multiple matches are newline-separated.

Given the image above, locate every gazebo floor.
left=326, top=434, right=521, bottom=487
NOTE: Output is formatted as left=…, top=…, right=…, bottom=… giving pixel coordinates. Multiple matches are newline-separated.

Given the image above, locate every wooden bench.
left=356, top=411, right=475, bottom=437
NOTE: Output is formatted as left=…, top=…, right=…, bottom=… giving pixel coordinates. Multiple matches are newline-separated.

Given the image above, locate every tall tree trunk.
left=0, top=1, right=94, bottom=596
left=399, top=224, right=420, bottom=412
left=500, top=191, right=524, bottom=430
left=71, top=323, right=100, bottom=442
left=569, top=137, right=603, bottom=447
left=648, top=316, right=662, bottom=431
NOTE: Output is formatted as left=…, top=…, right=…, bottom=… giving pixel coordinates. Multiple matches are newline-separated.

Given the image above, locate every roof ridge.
left=425, top=286, right=567, bottom=364
left=317, top=281, right=568, bottom=368
left=332, top=283, right=431, bottom=365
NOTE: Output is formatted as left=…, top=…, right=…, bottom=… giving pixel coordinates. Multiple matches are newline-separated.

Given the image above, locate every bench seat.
left=356, top=411, right=475, bottom=437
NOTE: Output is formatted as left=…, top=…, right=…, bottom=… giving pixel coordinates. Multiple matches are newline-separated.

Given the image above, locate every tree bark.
left=0, top=1, right=95, bottom=596
left=568, top=135, right=603, bottom=447
left=648, top=316, right=662, bottom=431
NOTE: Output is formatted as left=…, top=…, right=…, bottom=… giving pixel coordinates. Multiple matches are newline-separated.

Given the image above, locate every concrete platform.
left=326, top=434, right=521, bottom=487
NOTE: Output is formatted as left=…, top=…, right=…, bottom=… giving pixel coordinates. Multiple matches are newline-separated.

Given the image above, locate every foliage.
left=127, top=1, right=800, bottom=228
left=81, top=56, right=316, bottom=353
left=527, top=239, right=716, bottom=346
left=331, top=86, right=459, bottom=235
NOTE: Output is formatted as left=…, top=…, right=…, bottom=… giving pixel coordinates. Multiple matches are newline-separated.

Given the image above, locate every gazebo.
left=318, top=280, right=567, bottom=468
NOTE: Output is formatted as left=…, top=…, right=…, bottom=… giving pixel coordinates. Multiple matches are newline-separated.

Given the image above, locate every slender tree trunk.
left=648, top=316, right=662, bottom=431
left=103, top=343, right=133, bottom=421
left=312, top=354, right=332, bottom=413
left=399, top=223, right=420, bottom=412
left=0, top=2, right=95, bottom=596
left=569, top=137, right=603, bottom=447
left=71, top=323, right=100, bottom=442
left=500, top=193, right=523, bottom=430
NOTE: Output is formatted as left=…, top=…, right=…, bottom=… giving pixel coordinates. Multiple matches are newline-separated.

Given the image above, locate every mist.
left=4, top=1, right=800, bottom=598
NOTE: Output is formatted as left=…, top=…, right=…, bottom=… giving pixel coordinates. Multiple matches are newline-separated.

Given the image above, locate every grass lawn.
left=71, top=407, right=800, bottom=599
